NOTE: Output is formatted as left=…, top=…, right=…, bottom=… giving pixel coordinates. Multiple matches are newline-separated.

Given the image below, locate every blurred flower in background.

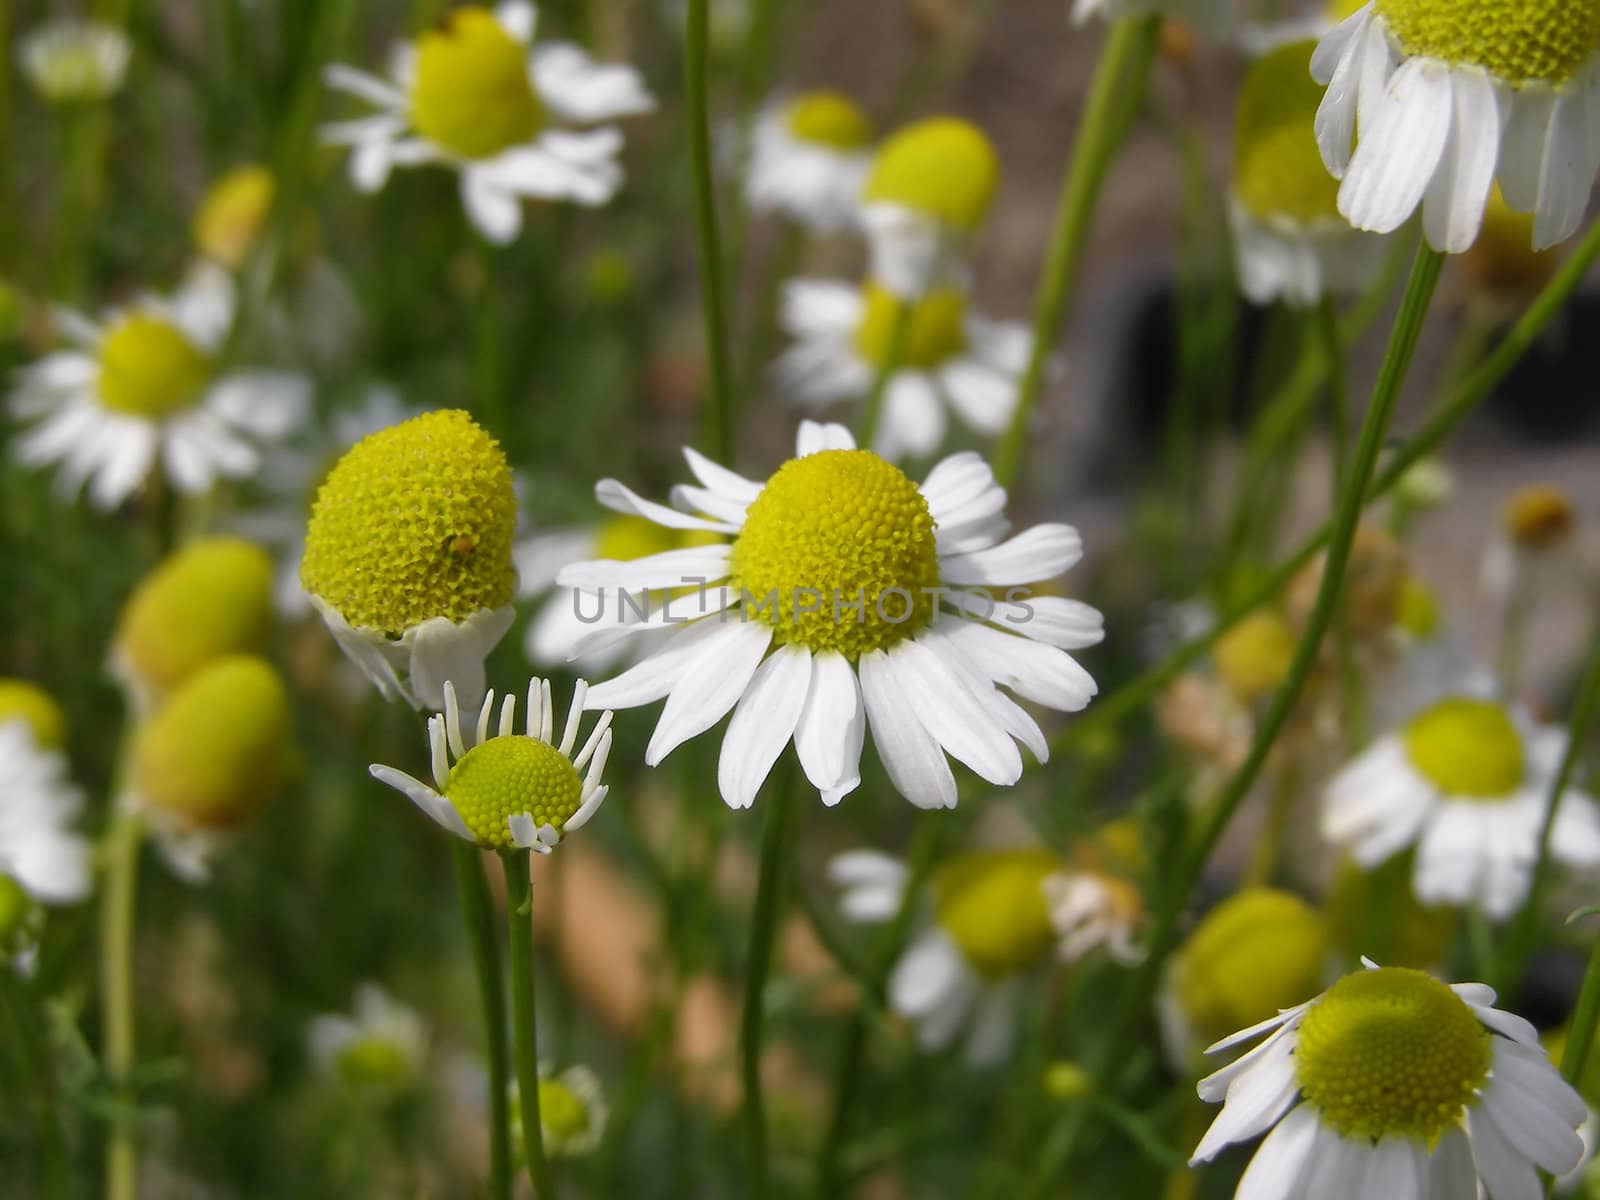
left=18, top=18, right=132, bottom=106
left=192, top=165, right=277, bottom=271
left=510, top=1065, right=610, bottom=1159
left=308, top=983, right=427, bottom=1098
left=745, top=91, right=874, bottom=234
left=0, top=681, right=91, bottom=908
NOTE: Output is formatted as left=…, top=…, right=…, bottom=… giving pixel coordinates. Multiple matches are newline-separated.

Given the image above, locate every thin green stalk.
left=992, top=16, right=1161, bottom=487
left=857, top=298, right=912, bottom=450
left=1562, top=935, right=1600, bottom=1087
left=502, top=851, right=555, bottom=1199
left=101, top=810, right=143, bottom=1200
left=451, top=843, right=513, bottom=1200
left=685, top=0, right=736, bottom=462
left=739, top=774, right=797, bottom=1199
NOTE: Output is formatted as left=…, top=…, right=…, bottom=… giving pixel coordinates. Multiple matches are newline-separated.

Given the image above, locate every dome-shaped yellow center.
left=133, top=655, right=293, bottom=831
left=0, top=679, right=66, bottom=748
left=785, top=90, right=871, bottom=150
left=443, top=736, right=583, bottom=849
left=729, top=449, right=939, bottom=658
left=932, top=849, right=1063, bottom=979
left=853, top=282, right=967, bottom=370
left=1172, top=888, right=1327, bottom=1050
left=1234, top=41, right=1342, bottom=224
left=96, top=315, right=212, bottom=417
left=336, top=1036, right=417, bottom=1091
left=410, top=7, right=544, bottom=159
left=538, top=1078, right=592, bottom=1141
left=1403, top=698, right=1524, bottom=798
left=1374, top=0, right=1600, bottom=87
left=300, top=410, right=517, bottom=635
left=1212, top=610, right=1295, bottom=703
left=861, top=118, right=999, bottom=232
left=193, top=165, right=276, bottom=269
left=1502, top=483, right=1576, bottom=550
left=1295, top=967, right=1490, bottom=1143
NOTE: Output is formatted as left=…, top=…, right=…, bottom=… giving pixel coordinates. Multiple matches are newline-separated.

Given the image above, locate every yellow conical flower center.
left=729, top=450, right=940, bottom=658
left=785, top=90, right=871, bottom=150
left=96, top=315, right=212, bottom=417
left=1396, top=575, right=1440, bottom=639
left=853, top=282, right=967, bottom=370
left=932, top=849, right=1063, bottom=979
left=300, top=410, right=517, bottom=635
left=336, top=1036, right=416, bottom=1090
left=1403, top=698, right=1524, bottom=798
left=1296, top=967, right=1490, bottom=1143
left=1503, top=483, right=1576, bottom=550
left=1234, top=41, right=1342, bottom=224
left=0, top=679, right=66, bottom=748
left=1212, top=610, right=1295, bottom=703
left=116, top=537, right=275, bottom=697
left=1374, top=0, right=1600, bottom=87
left=193, top=165, right=276, bottom=269
left=538, top=1078, right=592, bottom=1141
left=410, top=7, right=544, bottom=159
left=133, top=656, right=293, bottom=831
left=443, top=737, right=583, bottom=849
left=861, top=118, right=999, bottom=232
left=1173, top=888, right=1327, bottom=1049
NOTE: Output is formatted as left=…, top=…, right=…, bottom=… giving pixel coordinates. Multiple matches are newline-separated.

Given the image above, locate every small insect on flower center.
left=854, top=283, right=968, bottom=370
left=932, top=849, right=1062, bottom=979
left=1233, top=41, right=1342, bottom=224
left=442, top=737, right=583, bottom=849
left=0, top=679, right=66, bottom=749
left=410, top=7, right=544, bottom=159
left=785, top=90, right=871, bottom=150
left=1295, top=967, right=1490, bottom=1144
left=538, top=1078, right=592, bottom=1141
left=1374, top=0, right=1600, bottom=87
left=861, top=118, right=999, bottom=232
left=1403, top=697, right=1525, bottom=798
left=729, top=450, right=940, bottom=659
left=95, top=315, right=212, bottom=417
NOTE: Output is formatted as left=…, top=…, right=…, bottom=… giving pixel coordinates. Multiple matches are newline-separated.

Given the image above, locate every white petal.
left=1468, top=1104, right=1542, bottom=1200
left=794, top=651, right=865, bottom=803
left=1421, top=67, right=1499, bottom=253
left=873, top=373, right=947, bottom=462
left=889, top=929, right=967, bottom=1017
left=1339, top=59, right=1454, bottom=235
left=881, top=639, right=1022, bottom=786
left=939, top=358, right=1018, bottom=435
left=937, top=621, right=1098, bottom=712
left=859, top=648, right=957, bottom=810
left=682, top=446, right=762, bottom=505
left=582, top=617, right=728, bottom=710
left=716, top=644, right=811, bottom=809
left=644, top=620, right=773, bottom=765
left=461, top=173, right=523, bottom=245
left=593, top=478, right=740, bottom=533
left=1232, top=1104, right=1321, bottom=1200
left=1534, top=83, right=1598, bottom=250
left=939, top=524, right=1083, bottom=586
left=795, top=420, right=856, bottom=456
left=555, top=545, right=732, bottom=591
left=1191, top=1034, right=1300, bottom=1162
left=1427, top=1126, right=1477, bottom=1200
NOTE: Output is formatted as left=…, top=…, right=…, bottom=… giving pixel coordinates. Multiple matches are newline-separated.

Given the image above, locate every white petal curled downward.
left=644, top=619, right=772, bottom=766
left=890, top=928, right=971, bottom=1020
left=368, top=764, right=475, bottom=841
left=582, top=616, right=731, bottom=710
left=881, top=639, right=1022, bottom=787
left=859, top=648, right=957, bottom=810
left=717, top=644, right=812, bottom=809
left=1338, top=58, right=1454, bottom=237
left=794, top=650, right=865, bottom=805
left=1311, top=5, right=1378, bottom=178
left=1231, top=1103, right=1321, bottom=1200
left=461, top=173, right=523, bottom=245
left=1190, top=1031, right=1300, bottom=1163
left=1420, top=67, right=1499, bottom=254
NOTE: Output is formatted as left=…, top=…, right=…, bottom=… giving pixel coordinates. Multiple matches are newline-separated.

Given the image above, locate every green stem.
left=857, top=298, right=913, bottom=451
left=502, top=851, right=555, bottom=1198
left=101, top=811, right=143, bottom=1200
left=451, top=843, right=513, bottom=1200
left=992, top=16, right=1160, bottom=487
left=1562, top=935, right=1600, bottom=1087
left=685, top=0, right=736, bottom=462
left=739, top=774, right=797, bottom=1199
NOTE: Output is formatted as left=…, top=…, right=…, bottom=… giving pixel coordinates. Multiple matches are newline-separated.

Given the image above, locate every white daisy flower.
left=773, top=277, right=1045, bottom=462
left=8, top=264, right=310, bottom=510
left=745, top=91, right=873, bottom=234
left=830, top=847, right=1135, bottom=1065
left=1312, top=0, right=1600, bottom=253
left=0, top=682, right=91, bottom=907
left=511, top=1064, right=609, bottom=1157
left=1322, top=693, right=1600, bottom=920
left=1229, top=40, right=1391, bottom=307
left=858, top=118, right=999, bottom=299
left=17, top=18, right=132, bottom=106
left=555, top=421, right=1104, bottom=810
left=1191, top=961, right=1586, bottom=1198
left=309, top=983, right=428, bottom=1093
left=1479, top=483, right=1580, bottom=605
left=321, top=1, right=654, bottom=245
left=368, top=678, right=613, bottom=853
left=1072, top=0, right=1236, bottom=35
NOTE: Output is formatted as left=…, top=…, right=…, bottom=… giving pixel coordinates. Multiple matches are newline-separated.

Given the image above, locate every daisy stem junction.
left=450, top=842, right=513, bottom=1200
left=991, top=14, right=1160, bottom=488
left=100, top=809, right=143, bottom=1200
left=857, top=297, right=913, bottom=451
left=502, top=849, right=556, bottom=1198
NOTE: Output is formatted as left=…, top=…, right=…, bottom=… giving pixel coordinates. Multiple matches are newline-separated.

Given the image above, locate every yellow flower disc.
left=300, top=410, right=517, bottom=635
left=1403, top=698, right=1525, bottom=798
left=442, top=737, right=583, bottom=849
left=0, top=679, right=66, bottom=748
left=133, top=655, right=293, bottom=831
left=116, top=537, right=276, bottom=697
left=861, top=118, right=999, bottom=232
left=336, top=1037, right=416, bottom=1090
left=1212, top=610, right=1296, bottom=703
left=538, top=1077, right=592, bottom=1141
left=853, top=282, right=968, bottom=370
left=932, top=849, right=1063, bottom=979
left=1234, top=42, right=1342, bottom=224
left=96, top=315, right=212, bottom=417
left=785, top=90, right=871, bottom=150
left=729, top=449, right=939, bottom=658
left=410, top=7, right=544, bottom=159
left=1295, top=966, right=1489, bottom=1143
left=193, top=165, right=276, bottom=268
left=1374, top=0, right=1600, bottom=87
left=1502, top=483, right=1576, bottom=550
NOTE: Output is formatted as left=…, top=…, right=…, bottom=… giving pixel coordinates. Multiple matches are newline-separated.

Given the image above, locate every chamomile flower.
left=510, top=1065, right=609, bottom=1157
left=859, top=118, right=999, bottom=298
left=1072, top=0, right=1236, bottom=36
left=300, top=409, right=518, bottom=712
left=1190, top=962, right=1586, bottom=1198
left=0, top=681, right=91, bottom=906
left=309, top=983, right=427, bottom=1096
left=8, top=264, right=310, bottom=509
left=746, top=91, right=873, bottom=234
left=772, top=277, right=1043, bottom=461
left=17, top=18, right=132, bottom=106
left=321, top=2, right=654, bottom=245
left=1312, top=0, right=1600, bottom=252
left=1480, top=483, right=1580, bottom=604
left=831, top=847, right=1133, bottom=1064
left=368, top=678, right=613, bottom=853
left=1322, top=694, right=1600, bottom=919
left=1229, top=41, right=1390, bottom=307
left=556, top=422, right=1103, bottom=810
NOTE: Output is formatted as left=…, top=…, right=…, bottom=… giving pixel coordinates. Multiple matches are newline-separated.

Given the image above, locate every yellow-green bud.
left=861, top=118, right=999, bottom=232
left=193, top=165, right=276, bottom=269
